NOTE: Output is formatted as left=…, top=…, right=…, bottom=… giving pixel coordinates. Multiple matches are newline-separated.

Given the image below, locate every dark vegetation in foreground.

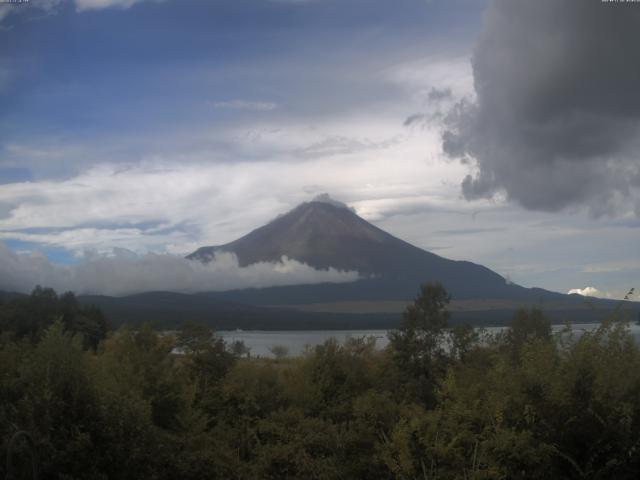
left=2, top=285, right=640, bottom=479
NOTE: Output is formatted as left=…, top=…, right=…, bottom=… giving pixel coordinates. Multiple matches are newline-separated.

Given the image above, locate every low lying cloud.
left=0, top=242, right=359, bottom=297
left=568, top=287, right=610, bottom=299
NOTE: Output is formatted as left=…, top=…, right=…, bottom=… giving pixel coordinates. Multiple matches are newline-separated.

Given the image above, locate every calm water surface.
left=219, top=322, right=640, bottom=358
left=219, top=330, right=390, bottom=357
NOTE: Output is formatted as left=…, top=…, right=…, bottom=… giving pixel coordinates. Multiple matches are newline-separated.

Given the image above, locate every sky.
left=0, top=0, right=639, bottom=299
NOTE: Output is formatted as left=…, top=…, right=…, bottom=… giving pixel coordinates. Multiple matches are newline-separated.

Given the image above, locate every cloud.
left=210, top=100, right=278, bottom=111
left=74, top=0, right=159, bottom=11
left=403, top=114, right=427, bottom=127
left=268, top=0, right=315, bottom=4
left=0, top=5, right=12, bottom=23
left=387, top=56, right=474, bottom=102
left=0, top=105, right=464, bottom=255
left=583, top=260, right=640, bottom=274
left=568, top=286, right=608, bottom=299
left=0, top=0, right=157, bottom=24
left=0, top=242, right=359, bottom=296
left=434, top=227, right=505, bottom=236
left=295, top=135, right=402, bottom=159
left=311, top=193, right=356, bottom=213
left=0, top=0, right=63, bottom=24
left=442, top=0, right=640, bottom=216
left=427, top=87, right=452, bottom=103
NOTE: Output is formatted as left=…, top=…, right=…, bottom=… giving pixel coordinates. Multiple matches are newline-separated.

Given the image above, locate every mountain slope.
left=188, top=201, right=557, bottom=301
left=191, top=201, right=423, bottom=274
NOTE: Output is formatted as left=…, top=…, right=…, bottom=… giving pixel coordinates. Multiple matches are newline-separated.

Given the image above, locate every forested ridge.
left=2, top=285, right=640, bottom=479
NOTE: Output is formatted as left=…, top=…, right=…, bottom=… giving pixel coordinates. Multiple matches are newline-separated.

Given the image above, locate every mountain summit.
left=189, top=200, right=416, bottom=274
left=188, top=200, right=548, bottom=301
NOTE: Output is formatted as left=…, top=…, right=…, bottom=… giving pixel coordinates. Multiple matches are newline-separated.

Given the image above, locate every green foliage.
left=388, top=282, right=451, bottom=405
left=229, top=339, right=251, bottom=358
left=450, top=322, right=479, bottom=361
left=176, top=321, right=237, bottom=402
left=3, top=285, right=640, bottom=478
left=268, top=344, right=289, bottom=360
left=0, top=286, right=108, bottom=349
left=503, top=307, right=552, bottom=359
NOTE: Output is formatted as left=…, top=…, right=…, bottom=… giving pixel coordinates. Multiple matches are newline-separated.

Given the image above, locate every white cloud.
left=0, top=108, right=467, bottom=254
left=0, top=0, right=63, bottom=24
left=0, top=5, right=12, bottom=22
left=583, top=261, right=640, bottom=274
left=0, top=242, right=359, bottom=296
left=384, top=55, right=474, bottom=105
left=211, top=100, right=279, bottom=111
left=74, top=0, right=158, bottom=11
left=568, top=287, right=608, bottom=299
left=0, top=227, right=186, bottom=254
left=0, top=0, right=154, bottom=25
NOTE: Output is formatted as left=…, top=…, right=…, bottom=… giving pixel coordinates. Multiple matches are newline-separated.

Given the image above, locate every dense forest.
left=2, top=285, right=640, bottom=479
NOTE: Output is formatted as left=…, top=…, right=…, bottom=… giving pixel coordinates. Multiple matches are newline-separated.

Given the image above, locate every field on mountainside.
left=272, top=298, right=613, bottom=314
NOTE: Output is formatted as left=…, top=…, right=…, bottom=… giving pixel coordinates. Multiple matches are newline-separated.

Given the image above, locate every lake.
left=218, top=329, right=390, bottom=357
left=219, top=322, right=640, bottom=358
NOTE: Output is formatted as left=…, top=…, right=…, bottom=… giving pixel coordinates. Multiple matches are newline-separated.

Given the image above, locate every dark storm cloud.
left=404, top=114, right=427, bottom=127
left=442, top=0, right=640, bottom=215
left=405, top=88, right=454, bottom=127
left=427, top=87, right=452, bottom=103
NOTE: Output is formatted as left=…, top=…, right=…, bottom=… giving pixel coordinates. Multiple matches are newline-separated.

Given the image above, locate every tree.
left=504, top=307, right=552, bottom=359
left=388, top=282, right=450, bottom=405
left=450, top=322, right=479, bottom=362
left=269, top=345, right=289, bottom=360
left=0, top=287, right=108, bottom=349
left=176, top=321, right=236, bottom=398
left=230, top=339, right=251, bottom=358
left=176, top=321, right=214, bottom=355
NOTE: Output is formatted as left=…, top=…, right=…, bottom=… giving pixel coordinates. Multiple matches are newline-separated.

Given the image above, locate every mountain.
left=188, top=200, right=561, bottom=302
left=6, top=200, right=631, bottom=330
left=2, top=202, right=636, bottom=329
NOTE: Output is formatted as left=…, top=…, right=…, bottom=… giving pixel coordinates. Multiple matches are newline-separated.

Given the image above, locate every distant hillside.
left=79, top=291, right=638, bottom=330
left=78, top=292, right=399, bottom=330
left=2, top=288, right=636, bottom=331
left=0, top=290, right=26, bottom=303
